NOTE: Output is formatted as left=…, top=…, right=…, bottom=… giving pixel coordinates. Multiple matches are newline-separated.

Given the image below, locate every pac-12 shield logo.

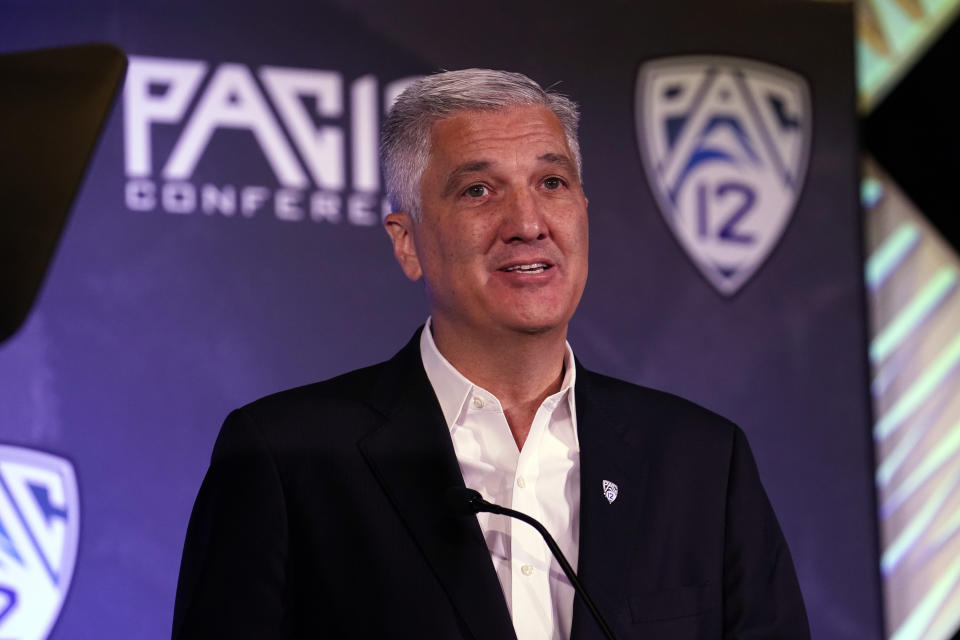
left=636, top=57, right=811, bottom=295
left=0, top=446, right=79, bottom=640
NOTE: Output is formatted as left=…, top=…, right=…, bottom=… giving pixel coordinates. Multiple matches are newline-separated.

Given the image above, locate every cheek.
left=439, top=224, right=494, bottom=264
left=437, top=237, right=472, bottom=268
left=421, top=231, right=483, bottom=285
left=560, top=215, right=589, bottom=257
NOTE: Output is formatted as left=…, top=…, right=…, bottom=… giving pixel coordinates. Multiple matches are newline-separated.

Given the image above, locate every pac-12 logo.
left=123, top=56, right=419, bottom=225
left=636, top=57, right=811, bottom=295
left=0, top=446, right=79, bottom=640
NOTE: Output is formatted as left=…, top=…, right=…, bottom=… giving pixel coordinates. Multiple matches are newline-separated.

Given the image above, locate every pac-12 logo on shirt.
left=635, top=56, right=811, bottom=296
left=0, top=445, right=79, bottom=640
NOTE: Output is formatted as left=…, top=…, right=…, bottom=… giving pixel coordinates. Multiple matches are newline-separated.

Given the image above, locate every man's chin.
left=502, top=314, right=571, bottom=337
left=514, top=323, right=560, bottom=336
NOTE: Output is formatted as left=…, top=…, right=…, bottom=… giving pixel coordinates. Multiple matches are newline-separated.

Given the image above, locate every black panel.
left=0, top=43, right=126, bottom=343
left=863, top=15, right=960, bottom=249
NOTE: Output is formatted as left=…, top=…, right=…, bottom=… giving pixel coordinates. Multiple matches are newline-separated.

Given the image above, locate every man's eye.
left=543, top=177, right=565, bottom=190
left=464, top=184, right=488, bottom=198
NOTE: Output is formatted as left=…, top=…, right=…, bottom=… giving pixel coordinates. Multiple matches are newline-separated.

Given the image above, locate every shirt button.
left=472, top=396, right=484, bottom=409
left=521, top=564, right=534, bottom=576
left=516, top=476, right=526, bottom=489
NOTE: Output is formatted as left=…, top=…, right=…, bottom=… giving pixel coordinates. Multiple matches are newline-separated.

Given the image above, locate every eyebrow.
left=442, top=161, right=492, bottom=197
left=538, top=153, right=577, bottom=173
left=441, top=153, right=576, bottom=198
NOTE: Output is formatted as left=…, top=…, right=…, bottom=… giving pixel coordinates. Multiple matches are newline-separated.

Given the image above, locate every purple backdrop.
left=0, top=1, right=881, bottom=637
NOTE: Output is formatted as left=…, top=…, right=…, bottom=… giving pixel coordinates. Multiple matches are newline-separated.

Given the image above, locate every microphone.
left=445, top=487, right=617, bottom=640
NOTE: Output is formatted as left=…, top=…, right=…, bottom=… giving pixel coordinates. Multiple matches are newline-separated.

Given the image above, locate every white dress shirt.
left=420, top=319, right=581, bottom=640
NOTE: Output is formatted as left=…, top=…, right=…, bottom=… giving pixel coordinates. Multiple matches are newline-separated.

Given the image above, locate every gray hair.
left=379, top=68, right=582, bottom=220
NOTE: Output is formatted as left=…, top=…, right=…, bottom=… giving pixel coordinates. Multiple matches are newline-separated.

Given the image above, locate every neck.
left=430, top=317, right=568, bottom=449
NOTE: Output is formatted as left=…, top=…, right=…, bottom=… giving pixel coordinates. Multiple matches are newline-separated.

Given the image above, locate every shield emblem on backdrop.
left=0, top=446, right=79, bottom=640
left=635, top=57, right=811, bottom=296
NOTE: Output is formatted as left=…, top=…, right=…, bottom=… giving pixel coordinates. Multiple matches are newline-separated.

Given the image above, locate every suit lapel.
left=358, top=332, right=518, bottom=640
left=571, top=366, right=650, bottom=640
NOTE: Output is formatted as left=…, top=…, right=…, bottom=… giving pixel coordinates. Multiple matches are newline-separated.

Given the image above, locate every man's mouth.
left=500, top=262, right=551, bottom=274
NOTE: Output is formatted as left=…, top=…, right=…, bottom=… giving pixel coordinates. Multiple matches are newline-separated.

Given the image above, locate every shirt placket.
left=509, top=403, right=555, bottom=640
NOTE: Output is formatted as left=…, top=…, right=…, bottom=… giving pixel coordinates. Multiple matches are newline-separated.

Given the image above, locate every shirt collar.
left=419, top=317, right=578, bottom=431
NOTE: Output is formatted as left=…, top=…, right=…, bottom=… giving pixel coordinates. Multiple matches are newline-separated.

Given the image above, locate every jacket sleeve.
left=722, top=427, right=810, bottom=639
left=172, top=409, right=289, bottom=639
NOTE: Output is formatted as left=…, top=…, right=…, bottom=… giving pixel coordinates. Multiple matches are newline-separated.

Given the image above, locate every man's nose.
left=501, top=187, right=547, bottom=243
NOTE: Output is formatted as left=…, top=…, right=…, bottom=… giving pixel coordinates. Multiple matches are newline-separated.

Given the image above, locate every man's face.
left=386, top=105, right=589, bottom=340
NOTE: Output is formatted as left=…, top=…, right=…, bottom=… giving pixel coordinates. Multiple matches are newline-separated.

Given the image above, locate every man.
left=173, top=69, right=809, bottom=639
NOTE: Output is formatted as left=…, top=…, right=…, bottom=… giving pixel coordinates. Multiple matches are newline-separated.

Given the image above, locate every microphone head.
left=445, top=487, right=484, bottom=516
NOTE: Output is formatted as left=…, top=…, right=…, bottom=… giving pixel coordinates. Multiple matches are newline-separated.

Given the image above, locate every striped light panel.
left=856, top=0, right=960, bottom=112
left=864, top=156, right=960, bottom=640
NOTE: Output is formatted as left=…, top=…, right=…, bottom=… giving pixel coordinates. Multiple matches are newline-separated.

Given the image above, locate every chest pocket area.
left=628, top=583, right=712, bottom=623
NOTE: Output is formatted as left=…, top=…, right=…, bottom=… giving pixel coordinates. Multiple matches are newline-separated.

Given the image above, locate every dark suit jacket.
left=172, top=330, right=809, bottom=639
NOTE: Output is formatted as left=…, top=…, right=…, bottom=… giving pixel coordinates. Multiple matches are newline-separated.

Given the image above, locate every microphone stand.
left=447, top=487, right=617, bottom=640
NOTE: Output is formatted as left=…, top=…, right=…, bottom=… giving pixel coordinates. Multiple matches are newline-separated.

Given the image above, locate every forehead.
left=427, top=105, right=571, bottom=163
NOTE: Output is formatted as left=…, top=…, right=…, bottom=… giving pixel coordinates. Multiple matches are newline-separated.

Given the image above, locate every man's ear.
left=384, top=212, right=423, bottom=281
